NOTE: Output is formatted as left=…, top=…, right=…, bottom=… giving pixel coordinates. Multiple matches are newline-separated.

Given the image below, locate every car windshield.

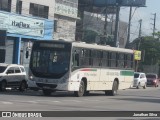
left=0, top=66, right=7, bottom=73
left=146, top=74, right=156, bottom=78
left=134, top=73, right=140, bottom=78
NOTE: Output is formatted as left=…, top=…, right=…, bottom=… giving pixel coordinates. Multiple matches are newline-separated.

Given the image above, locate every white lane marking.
left=52, top=101, right=61, bottom=103
left=9, top=100, right=38, bottom=104
left=28, top=101, right=38, bottom=103
left=62, top=100, right=82, bottom=102
left=2, top=102, right=13, bottom=104
left=83, top=99, right=102, bottom=102
left=36, top=100, right=61, bottom=103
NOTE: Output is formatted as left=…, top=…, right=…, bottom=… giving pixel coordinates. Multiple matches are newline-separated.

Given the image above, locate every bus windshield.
left=30, top=42, right=71, bottom=79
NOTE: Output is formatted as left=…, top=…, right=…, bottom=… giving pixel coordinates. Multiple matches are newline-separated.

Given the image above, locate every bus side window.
left=75, top=53, right=79, bottom=66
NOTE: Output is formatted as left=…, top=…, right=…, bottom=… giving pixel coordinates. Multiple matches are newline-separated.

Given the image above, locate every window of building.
left=29, top=3, right=49, bottom=19
left=54, top=20, right=58, bottom=32
left=0, top=30, right=6, bottom=46
left=0, top=49, right=5, bottom=63
left=16, top=0, right=22, bottom=14
left=0, top=0, right=11, bottom=12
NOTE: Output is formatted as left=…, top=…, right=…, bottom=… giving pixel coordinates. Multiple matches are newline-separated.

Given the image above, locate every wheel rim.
left=79, top=82, right=84, bottom=93
left=113, top=82, right=118, bottom=94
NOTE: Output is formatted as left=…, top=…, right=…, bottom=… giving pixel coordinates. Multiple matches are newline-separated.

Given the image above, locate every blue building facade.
left=0, top=11, right=53, bottom=66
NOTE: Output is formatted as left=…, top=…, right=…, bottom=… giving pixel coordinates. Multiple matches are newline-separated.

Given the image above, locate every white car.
left=133, top=72, right=147, bottom=89
left=0, top=63, right=27, bottom=91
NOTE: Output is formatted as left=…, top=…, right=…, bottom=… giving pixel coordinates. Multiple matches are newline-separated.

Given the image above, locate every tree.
left=131, top=36, right=160, bottom=65
left=154, top=31, right=160, bottom=39
left=83, top=30, right=98, bottom=43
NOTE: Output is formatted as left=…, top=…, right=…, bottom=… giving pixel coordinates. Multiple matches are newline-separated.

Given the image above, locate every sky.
left=120, top=0, right=160, bottom=41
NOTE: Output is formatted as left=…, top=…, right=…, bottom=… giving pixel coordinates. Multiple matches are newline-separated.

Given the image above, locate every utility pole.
left=110, top=15, right=114, bottom=35
left=137, top=19, right=142, bottom=50
left=104, top=7, right=108, bottom=36
left=136, top=19, right=142, bottom=72
left=126, top=6, right=132, bottom=48
left=138, top=19, right=142, bottom=38
left=151, top=13, right=156, bottom=38
left=114, top=3, right=120, bottom=47
left=104, top=6, right=108, bottom=45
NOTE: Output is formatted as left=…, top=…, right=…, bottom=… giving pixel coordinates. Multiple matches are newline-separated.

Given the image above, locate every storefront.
left=0, top=11, right=54, bottom=67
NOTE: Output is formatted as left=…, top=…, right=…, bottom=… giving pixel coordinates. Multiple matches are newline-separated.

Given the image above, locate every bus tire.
left=74, top=81, right=85, bottom=97
left=105, top=81, right=118, bottom=96
left=43, top=89, right=52, bottom=96
left=111, top=80, right=118, bottom=96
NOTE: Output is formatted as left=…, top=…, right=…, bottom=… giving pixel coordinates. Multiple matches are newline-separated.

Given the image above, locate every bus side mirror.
left=26, top=51, right=29, bottom=59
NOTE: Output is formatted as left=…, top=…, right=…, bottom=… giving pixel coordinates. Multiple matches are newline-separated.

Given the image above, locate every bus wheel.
left=43, top=89, right=52, bottom=96
left=111, top=80, right=118, bottom=96
left=74, top=81, right=85, bottom=97
left=105, top=81, right=118, bottom=96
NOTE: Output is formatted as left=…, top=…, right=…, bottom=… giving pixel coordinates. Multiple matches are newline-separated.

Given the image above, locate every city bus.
left=28, top=40, right=134, bottom=97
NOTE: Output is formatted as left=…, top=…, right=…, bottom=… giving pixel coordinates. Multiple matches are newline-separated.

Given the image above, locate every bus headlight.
left=29, top=75, right=33, bottom=80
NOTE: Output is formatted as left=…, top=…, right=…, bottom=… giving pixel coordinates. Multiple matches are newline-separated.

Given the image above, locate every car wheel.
left=0, top=81, right=6, bottom=91
left=143, top=83, right=146, bottom=89
left=136, top=83, right=140, bottom=89
left=19, top=81, right=27, bottom=92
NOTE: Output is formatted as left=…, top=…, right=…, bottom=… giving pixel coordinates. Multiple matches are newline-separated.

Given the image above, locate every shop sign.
left=55, top=3, right=78, bottom=18
left=0, top=12, right=44, bottom=37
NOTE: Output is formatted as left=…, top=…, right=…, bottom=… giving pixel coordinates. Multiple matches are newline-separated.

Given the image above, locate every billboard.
left=0, top=12, right=44, bottom=37
left=92, top=0, right=146, bottom=7
left=134, top=50, right=141, bottom=61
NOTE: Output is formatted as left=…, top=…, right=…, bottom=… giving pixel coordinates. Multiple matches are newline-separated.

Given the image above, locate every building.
left=54, top=0, right=78, bottom=41
left=81, top=11, right=128, bottom=48
left=0, top=0, right=54, bottom=68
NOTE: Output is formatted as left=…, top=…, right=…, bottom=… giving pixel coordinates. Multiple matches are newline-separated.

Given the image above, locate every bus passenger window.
left=75, top=53, right=79, bottom=66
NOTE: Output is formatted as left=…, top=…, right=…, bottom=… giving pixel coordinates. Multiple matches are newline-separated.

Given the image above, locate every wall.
left=11, top=0, right=55, bottom=19
left=54, top=0, right=78, bottom=41
left=83, top=12, right=128, bottom=48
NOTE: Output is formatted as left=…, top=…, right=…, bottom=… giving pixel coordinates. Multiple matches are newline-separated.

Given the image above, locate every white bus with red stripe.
left=29, top=40, right=134, bottom=97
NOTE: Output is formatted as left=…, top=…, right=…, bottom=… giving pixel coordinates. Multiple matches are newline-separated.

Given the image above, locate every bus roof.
left=34, top=40, right=134, bottom=54
left=72, top=41, right=134, bottom=53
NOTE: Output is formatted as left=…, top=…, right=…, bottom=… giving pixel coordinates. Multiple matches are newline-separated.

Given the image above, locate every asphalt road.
left=0, top=86, right=160, bottom=120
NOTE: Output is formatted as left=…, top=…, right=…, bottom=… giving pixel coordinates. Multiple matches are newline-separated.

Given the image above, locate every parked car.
left=146, top=73, right=159, bottom=87
left=0, top=63, right=27, bottom=91
left=133, top=72, right=147, bottom=89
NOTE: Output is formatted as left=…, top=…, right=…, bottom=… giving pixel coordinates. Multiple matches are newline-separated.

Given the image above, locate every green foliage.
left=154, top=31, right=160, bottom=38
left=83, top=30, right=98, bottom=43
left=132, top=36, right=160, bottom=65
